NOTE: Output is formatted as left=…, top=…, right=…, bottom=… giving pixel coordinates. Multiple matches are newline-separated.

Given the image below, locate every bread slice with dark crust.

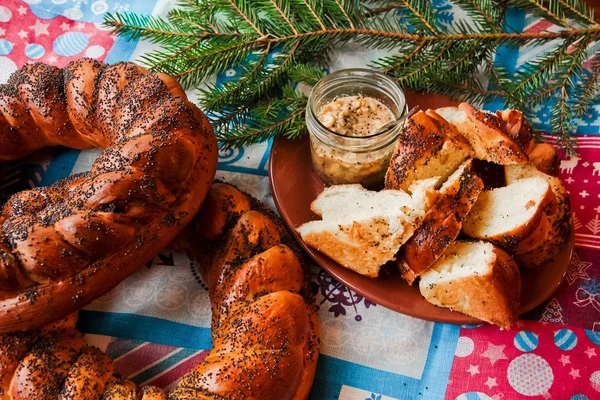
left=462, top=176, right=556, bottom=252
left=496, top=109, right=559, bottom=176
left=384, top=110, right=472, bottom=192
left=297, top=180, right=437, bottom=278
left=420, top=240, right=521, bottom=329
left=399, top=160, right=484, bottom=284
left=436, top=103, right=528, bottom=165
left=505, top=164, right=571, bottom=267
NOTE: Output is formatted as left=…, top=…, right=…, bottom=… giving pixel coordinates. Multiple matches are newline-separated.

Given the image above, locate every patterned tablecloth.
left=1, top=0, right=600, bottom=399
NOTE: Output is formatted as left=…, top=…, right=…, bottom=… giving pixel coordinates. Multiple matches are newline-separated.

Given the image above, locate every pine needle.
left=104, top=0, right=600, bottom=150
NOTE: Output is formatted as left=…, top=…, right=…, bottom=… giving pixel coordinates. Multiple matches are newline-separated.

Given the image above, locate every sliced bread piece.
left=526, top=142, right=560, bottom=177
left=495, top=109, right=559, bottom=175
left=399, top=159, right=484, bottom=284
left=496, top=109, right=532, bottom=151
left=436, top=103, right=528, bottom=165
left=462, top=177, right=556, bottom=252
left=419, top=240, right=521, bottom=329
left=385, top=110, right=472, bottom=192
left=505, top=163, right=571, bottom=267
left=296, top=179, right=437, bottom=278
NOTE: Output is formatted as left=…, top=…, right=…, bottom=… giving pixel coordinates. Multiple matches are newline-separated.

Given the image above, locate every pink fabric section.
left=446, top=321, right=600, bottom=399
left=0, top=0, right=114, bottom=69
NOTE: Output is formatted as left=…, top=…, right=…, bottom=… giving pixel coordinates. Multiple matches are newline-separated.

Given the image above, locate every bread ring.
left=0, top=59, right=218, bottom=332
left=174, top=182, right=320, bottom=400
left=0, top=314, right=166, bottom=400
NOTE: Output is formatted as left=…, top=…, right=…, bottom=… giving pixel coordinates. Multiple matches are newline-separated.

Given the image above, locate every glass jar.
left=306, top=69, right=408, bottom=189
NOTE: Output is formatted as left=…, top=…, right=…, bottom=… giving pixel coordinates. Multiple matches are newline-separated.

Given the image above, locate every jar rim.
left=307, top=68, right=407, bottom=140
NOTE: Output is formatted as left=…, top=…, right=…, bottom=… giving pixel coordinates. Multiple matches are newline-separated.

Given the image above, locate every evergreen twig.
left=105, top=0, right=600, bottom=150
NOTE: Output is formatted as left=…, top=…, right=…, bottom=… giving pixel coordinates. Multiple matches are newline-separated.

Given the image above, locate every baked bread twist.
left=172, top=183, right=320, bottom=400
left=0, top=313, right=167, bottom=400
left=0, top=60, right=218, bottom=333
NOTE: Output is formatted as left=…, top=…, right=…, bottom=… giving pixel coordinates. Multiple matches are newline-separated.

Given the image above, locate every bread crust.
left=462, top=178, right=557, bottom=252
left=505, top=164, right=571, bottom=267
left=496, top=109, right=532, bottom=151
left=527, top=142, right=560, bottom=177
left=400, top=161, right=484, bottom=284
left=420, top=242, right=521, bottom=329
left=172, top=183, right=320, bottom=400
left=0, top=59, right=218, bottom=333
left=0, top=315, right=166, bottom=400
left=385, top=110, right=471, bottom=191
left=437, top=103, right=528, bottom=165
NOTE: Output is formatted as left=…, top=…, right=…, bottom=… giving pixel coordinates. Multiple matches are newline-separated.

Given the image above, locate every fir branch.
left=106, top=0, right=600, bottom=150
left=298, top=0, right=327, bottom=30
left=511, top=0, right=571, bottom=29
left=574, top=54, right=600, bottom=115
left=557, top=0, right=596, bottom=25
left=378, top=40, right=427, bottom=73
left=226, top=0, right=264, bottom=35
left=332, top=0, right=355, bottom=29
left=397, top=0, right=439, bottom=35
left=454, top=0, right=502, bottom=32
left=289, top=63, right=325, bottom=85
left=200, top=44, right=273, bottom=111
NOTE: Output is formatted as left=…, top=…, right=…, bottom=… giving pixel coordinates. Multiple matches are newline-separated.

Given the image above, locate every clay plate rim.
left=268, top=131, right=574, bottom=326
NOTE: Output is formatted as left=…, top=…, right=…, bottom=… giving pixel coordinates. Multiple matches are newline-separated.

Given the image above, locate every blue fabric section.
left=217, top=145, right=270, bottom=176
left=105, top=1, right=160, bottom=63
left=40, top=148, right=82, bottom=186
left=78, top=310, right=213, bottom=350
left=308, top=323, right=460, bottom=399
left=585, top=329, right=600, bottom=346
left=483, top=7, right=526, bottom=112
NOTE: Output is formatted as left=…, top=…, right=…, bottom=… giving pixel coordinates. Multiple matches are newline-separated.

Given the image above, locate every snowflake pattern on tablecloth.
left=311, top=268, right=376, bottom=321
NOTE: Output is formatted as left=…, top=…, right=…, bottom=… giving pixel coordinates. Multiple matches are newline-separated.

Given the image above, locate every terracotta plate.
left=269, top=91, right=574, bottom=325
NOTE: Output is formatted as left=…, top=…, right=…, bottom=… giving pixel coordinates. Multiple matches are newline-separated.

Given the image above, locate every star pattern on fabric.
left=47, top=55, right=58, bottom=64
left=566, top=252, right=592, bottom=285
left=585, top=347, right=597, bottom=358
left=17, top=6, right=27, bottom=15
left=17, top=30, right=27, bottom=39
left=467, top=364, right=479, bottom=376
left=60, top=22, right=70, bottom=31
left=481, top=343, right=508, bottom=366
left=29, top=20, right=50, bottom=37
left=484, top=377, right=498, bottom=389
left=569, top=368, right=580, bottom=379
left=559, top=354, right=571, bottom=366
left=0, top=28, right=5, bottom=36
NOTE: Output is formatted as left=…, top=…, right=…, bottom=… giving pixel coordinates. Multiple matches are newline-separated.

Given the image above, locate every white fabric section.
left=339, top=385, right=399, bottom=400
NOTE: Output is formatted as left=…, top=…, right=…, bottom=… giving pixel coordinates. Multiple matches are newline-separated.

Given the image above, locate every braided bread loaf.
left=0, top=60, right=218, bottom=333
left=0, top=313, right=166, bottom=400
left=172, top=183, right=320, bottom=400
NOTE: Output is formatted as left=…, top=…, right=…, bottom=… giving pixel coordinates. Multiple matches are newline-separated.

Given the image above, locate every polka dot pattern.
left=455, top=336, right=474, bottom=357
left=514, top=330, right=539, bottom=352
left=554, top=329, right=578, bottom=351
left=591, top=371, right=600, bottom=393
left=507, top=354, right=554, bottom=396
left=25, top=43, right=45, bottom=59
